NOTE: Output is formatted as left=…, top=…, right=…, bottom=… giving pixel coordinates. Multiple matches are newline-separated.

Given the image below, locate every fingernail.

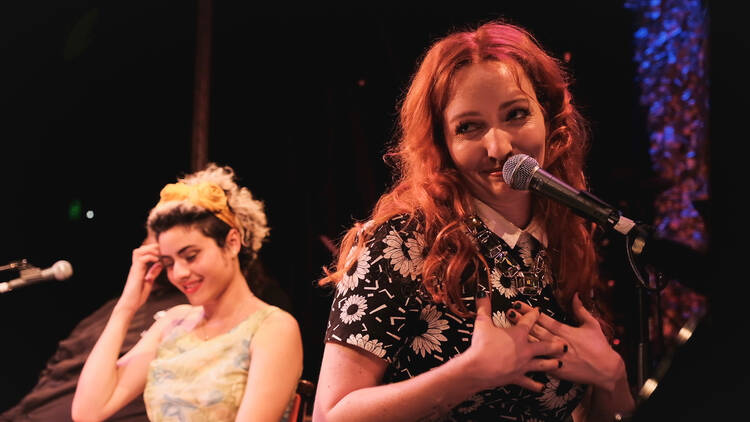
left=558, top=360, right=563, bottom=368
left=508, top=310, right=516, bottom=319
left=513, top=302, right=522, bottom=310
left=563, top=344, right=568, bottom=353
left=476, top=289, right=487, bottom=298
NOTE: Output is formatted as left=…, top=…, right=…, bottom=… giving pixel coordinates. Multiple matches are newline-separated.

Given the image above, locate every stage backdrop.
left=2, top=1, right=744, bottom=420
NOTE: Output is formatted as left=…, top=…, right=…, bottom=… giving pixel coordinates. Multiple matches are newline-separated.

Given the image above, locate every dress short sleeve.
left=322, top=213, right=588, bottom=421
left=324, top=215, right=426, bottom=363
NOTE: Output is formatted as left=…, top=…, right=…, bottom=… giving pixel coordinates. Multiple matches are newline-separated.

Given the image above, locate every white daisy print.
left=346, top=333, right=386, bottom=358
left=489, top=268, right=518, bottom=298
left=538, top=377, right=580, bottom=410
left=339, top=294, right=368, bottom=324
left=406, top=232, right=425, bottom=269
left=492, top=310, right=511, bottom=328
left=516, top=232, right=539, bottom=268
left=337, top=246, right=371, bottom=295
left=411, top=304, right=449, bottom=357
left=383, top=230, right=425, bottom=280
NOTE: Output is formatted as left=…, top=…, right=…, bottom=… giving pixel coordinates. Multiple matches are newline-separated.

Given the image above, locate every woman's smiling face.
left=157, top=225, right=236, bottom=304
left=443, top=60, right=547, bottom=214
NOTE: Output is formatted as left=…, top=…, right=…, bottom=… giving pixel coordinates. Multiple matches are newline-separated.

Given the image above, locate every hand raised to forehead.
left=115, top=242, right=162, bottom=315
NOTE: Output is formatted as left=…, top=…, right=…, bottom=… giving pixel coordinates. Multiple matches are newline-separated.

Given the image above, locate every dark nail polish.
left=476, top=290, right=487, bottom=298
left=508, top=310, right=516, bottom=319
left=563, top=344, right=568, bottom=353
left=513, top=302, right=522, bottom=310
left=558, top=360, right=563, bottom=368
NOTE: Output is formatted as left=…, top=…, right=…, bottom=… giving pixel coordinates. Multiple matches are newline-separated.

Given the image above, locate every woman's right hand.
left=114, top=243, right=163, bottom=315
left=464, top=295, right=566, bottom=392
left=72, top=241, right=170, bottom=422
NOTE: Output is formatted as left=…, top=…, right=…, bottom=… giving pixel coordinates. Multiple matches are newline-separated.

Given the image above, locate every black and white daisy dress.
left=325, top=203, right=587, bottom=422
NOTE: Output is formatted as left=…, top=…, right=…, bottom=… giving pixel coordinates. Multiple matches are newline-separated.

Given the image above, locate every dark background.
left=0, top=1, right=746, bottom=420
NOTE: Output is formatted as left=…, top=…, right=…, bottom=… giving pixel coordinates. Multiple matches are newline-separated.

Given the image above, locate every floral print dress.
left=325, top=213, right=587, bottom=422
left=144, top=305, right=294, bottom=422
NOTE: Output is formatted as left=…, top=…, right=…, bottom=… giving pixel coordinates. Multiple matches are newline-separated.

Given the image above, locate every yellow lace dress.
left=143, top=305, right=293, bottom=421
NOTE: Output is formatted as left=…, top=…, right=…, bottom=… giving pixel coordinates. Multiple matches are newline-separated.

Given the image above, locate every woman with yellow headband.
left=72, top=164, right=303, bottom=422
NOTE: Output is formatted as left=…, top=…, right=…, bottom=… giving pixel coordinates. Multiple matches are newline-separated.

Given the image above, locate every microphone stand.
left=622, top=222, right=710, bottom=422
left=622, top=223, right=675, bottom=400
left=0, top=259, right=31, bottom=272
left=626, top=225, right=652, bottom=391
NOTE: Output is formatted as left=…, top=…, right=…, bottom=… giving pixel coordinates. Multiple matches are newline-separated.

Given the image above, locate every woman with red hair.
left=313, top=21, right=635, bottom=421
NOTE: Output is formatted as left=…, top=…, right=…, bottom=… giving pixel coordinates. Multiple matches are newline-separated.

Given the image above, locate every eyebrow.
left=447, top=97, right=530, bottom=123
left=158, top=245, right=197, bottom=260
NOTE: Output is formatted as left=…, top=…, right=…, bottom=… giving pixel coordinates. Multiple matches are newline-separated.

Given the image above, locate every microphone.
left=502, top=154, right=636, bottom=235
left=0, top=260, right=73, bottom=293
left=502, top=154, right=710, bottom=293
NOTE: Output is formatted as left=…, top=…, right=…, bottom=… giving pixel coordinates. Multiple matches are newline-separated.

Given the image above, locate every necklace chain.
left=465, top=215, right=549, bottom=296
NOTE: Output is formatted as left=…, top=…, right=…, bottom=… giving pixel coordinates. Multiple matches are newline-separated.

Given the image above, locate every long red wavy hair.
left=322, top=21, right=605, bottom=322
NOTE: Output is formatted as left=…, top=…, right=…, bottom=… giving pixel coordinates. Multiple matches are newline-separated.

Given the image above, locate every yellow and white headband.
left=156, top=182, right=237, bottom=229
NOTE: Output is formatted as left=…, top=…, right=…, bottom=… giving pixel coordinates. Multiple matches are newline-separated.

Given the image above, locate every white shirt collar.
left=471, top=198, right=548, bottom=249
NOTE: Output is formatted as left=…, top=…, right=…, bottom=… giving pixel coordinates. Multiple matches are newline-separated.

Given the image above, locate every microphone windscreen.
left=52, top=260, right=74, bottom=280
left=502, top=154, right=539, bottom=190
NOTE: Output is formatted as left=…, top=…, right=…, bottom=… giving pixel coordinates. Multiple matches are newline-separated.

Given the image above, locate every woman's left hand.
left=507, top=293, right=626, bottom=392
